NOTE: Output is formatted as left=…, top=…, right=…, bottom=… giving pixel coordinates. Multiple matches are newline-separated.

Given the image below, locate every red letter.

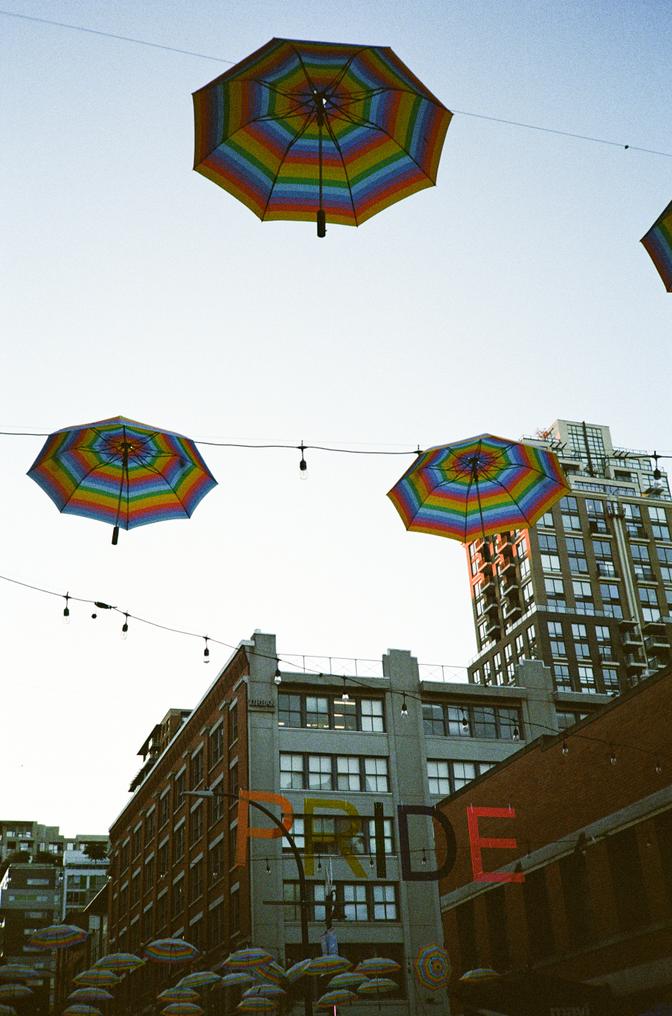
left=466, top=806, right=524, bottom=883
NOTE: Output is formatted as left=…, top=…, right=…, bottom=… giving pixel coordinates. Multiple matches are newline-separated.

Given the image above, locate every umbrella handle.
left=112, top=525, right=119, bottom=546
left=317, top=209, right=326, bottom=237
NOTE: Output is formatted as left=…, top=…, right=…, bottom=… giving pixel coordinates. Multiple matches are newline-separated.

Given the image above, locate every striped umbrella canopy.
left=355, top=957, right=400, bottom=977
left=193, top=38, right=452, bottom=238
left=28, top=416, right=217, bottom=545
left=0, top=966, right=38, bottom=981
left=0, top=986, right=31, bottom=1001
left=388, top=433, right=569, bottom=542
left=327, top=972, right=367, bottom=990
left=176, top=972, right=220, bottom=989
left=63, top=1007, right=103, bottom=1016
left=285, top=960, right=311, bottom=984
left=218, top=972, right=256, bottom=988
left=67, top=988, right=114, bottom=1003
left=29, top=924, right=88, bottom=950
left=254, top=961, right=287, bottom=987
left=161, top=1005, right=204, bottom=1016
left=73, top=970, right=121, bottom=988
left=413, top=944, right=451, bottom=991
left=144, top=939, right=200, bottom=964
left=223, top=949, right=274, bottom=970
left=307, top=956, right=352, bottom=977
left=459, top=967, right=500, bottom=983
left=243, top=984, right=286, bottom=999
left=317, top=989, right=359, bottom=1008
left=93, top=954, right=144, bottom=973
left=0, top=1005, right=17, bottom=1016
left=357, top=978, right=397, bottom=996
left=236, top=999, right=277, bottom=1013
left=158, top=987, right=200, bottom=1003
left=641, top=198, right=672, bottom=291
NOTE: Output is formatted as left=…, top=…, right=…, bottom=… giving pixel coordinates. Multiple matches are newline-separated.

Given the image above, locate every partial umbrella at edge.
left=387, top=433, right=569, bottom=542
left=27, top=416, right=217, bottom=545
left=641, top=198, right=672, bottom=292
left=193, top=37, right=452, bottom=237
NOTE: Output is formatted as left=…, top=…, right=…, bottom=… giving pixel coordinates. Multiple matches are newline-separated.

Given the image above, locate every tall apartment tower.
left=466, top=419, right=672, bottom=697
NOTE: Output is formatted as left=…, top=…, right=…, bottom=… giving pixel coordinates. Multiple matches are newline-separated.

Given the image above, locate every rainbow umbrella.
left=224, top=948, right=274, bottom=970
left=193, top=38, right=451, bottom=238
left=63, top=1007, right=103, bottom=1016
left=0, top=1005, right=17, bottom=1016
left=641, top=198, right=672, bottom=291
left=218, top=972, right=256, bottom=988
left=177, top=972, right=220, bottom=989
left=459, top=967, right=500, bottom=983
left=413, top=944, right=451, bottom=991
left=317, top=989, right=358, bottom=1008
left=243, top=984, right=286, bottom=1000
left=94, top=953, right=144, bottom=973
left=158, top=987, right=201, bottom=1003
left=73, top=970, right=121, bottom=988
left=0, top=966, right=38, bottom=981
left=285, top=960, right=311, bottom=984
left=355, top=957, right=400, bottom=977
left=0, top=986, right=31, bottom=1001
left=327, top=972, right=366, bottom=990
left=254, top=961, right=287, bottom=987
left=388, top=433, right=569, bottom=542
left=357, top=978, right=397, bottom=997
left=236, top=999, right=277, bottom=1013
left=67, top=988, right=114, bottom=1003
left=162, top=1005, right=204, bottom=1016
left=28, top=416, right=217, bottom=545
left=145, top=939, right=200, bottom=964
left=29, top=924, right=88, bottom=950
left=307, top=956, right=351, bottom=977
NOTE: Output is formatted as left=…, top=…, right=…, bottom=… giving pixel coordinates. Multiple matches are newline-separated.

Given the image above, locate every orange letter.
left=466, top=805, right=524, bottom=884
left=235, top=789, right=294, bottom=868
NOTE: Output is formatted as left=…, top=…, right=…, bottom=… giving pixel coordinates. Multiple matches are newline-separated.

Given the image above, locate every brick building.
left=437, top=665, right=672, bottom=1014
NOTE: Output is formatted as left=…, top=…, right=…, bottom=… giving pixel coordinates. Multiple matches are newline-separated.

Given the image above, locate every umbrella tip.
left=112, top=526, right=119, bottom=546
left=317, top=209, right=326, bottom=238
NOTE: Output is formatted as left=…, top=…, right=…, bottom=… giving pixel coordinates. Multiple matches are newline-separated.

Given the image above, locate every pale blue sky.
left=1, top=1, right=670, bottom=832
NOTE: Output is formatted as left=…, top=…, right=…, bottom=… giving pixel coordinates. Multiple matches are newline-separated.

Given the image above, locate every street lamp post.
left=184, top=788, right=312, bottom=1016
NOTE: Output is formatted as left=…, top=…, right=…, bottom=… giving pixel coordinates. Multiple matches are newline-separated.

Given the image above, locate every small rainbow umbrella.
left=158, top=987, right=200, bottom=1003
left=243, top=984, right=286, bottom=1000
left=218, top=972, right=256, bottom=988
left=224, top=949, right=274, bottom=970
left=388, top=433, right=569, bottom=542
left=0, top=1005, right=17, bottom=1016
left=145, top=939, right=200, bottom=964
left=161, top=1005, right=204, bottom=1016
left=74, top=970, right=121, bottom=988
left=193, top=38, right=452, bottom=238
left=317, top=989, right=358, bottom=1008
left=285, top=960, right=311, bottom=984
left=413, top=944, right=451, bottom=991
left=307, top=956, right=352, bottom=977
left=177, top=972, right=220, bottom=989
left=0, top=986, right=31, bottom=1001
left=63, top=1007, right=103, bottom=1016
left=254, top=961, right=287, bottom=987
left=29, top=924, right=88, bottom=950
left=94, top=953, right=144, bottom=973
left=355, top=957, right=400, bottom=977
left=459, top=967, right=500, bottom=983
left=327, top=972, right=366, bottom=990
left=237, top=999, right=277, bottom=1013
left=0, top=966, right=37, bottom=981
left=28, top=416, right=217, bottom=545
left=67, top=988, right=113, bottom=1003
left=641, top=198, right=672, bottom=292
left=357, top=978, right=397, bottom=997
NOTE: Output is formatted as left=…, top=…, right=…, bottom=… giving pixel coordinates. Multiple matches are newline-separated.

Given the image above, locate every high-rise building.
left=466, top=419, right=672, bottom=698
left=106, top=631, right=612, bottom=1015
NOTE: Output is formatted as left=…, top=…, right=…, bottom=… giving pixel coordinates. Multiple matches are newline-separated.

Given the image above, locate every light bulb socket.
left=274, top=667, right=282, bottom=686
left=203, top=638, right=210, bottom=663
left=400, top=695, right=408, bottom=718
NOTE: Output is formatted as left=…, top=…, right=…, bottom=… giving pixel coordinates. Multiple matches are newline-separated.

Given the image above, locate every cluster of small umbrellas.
left=28, top=416, right=570, bottom=547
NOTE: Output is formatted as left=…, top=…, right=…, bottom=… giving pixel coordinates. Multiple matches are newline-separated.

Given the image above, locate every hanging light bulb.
left=299, top=442, right=308, bottom=479
left=121, top=614, right=129, bottom=640
left=561, top=736, right=569, bottom=757
left=609, top=749, right=617, bottom=766
left=512, top=725, right=520, bottom=742
left=274, top=666, right=282, bottom=686
left=203, top=637, right=210, bottom=663
left=369, top=853, right=374, bottom=868
left=461, top=711, right=469, bottom=731
left=317, top=856, right=322, bottom=872
left=653, top=451, right=662, bottom=481
left=63, top=593, right=70, bottom=624
left=341, top=677, right=350, bottom=702
left=400, top=694, right=408, bottom=718
left=655, top=758, right=663, bottom=775
left=421, top=848, right=427, bottom=866
left=265, top=859, right=271, bottom=874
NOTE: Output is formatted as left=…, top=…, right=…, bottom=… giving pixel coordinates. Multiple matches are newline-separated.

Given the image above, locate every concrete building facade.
left=467, top=419, right=672, bottom=698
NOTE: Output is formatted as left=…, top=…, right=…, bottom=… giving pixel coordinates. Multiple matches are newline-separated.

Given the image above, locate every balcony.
left=502, top=602, right=522, bottom=621
left=644, top=635, right=670, bottom=653
left=625, top=654, right=647, bottom=670
left=500, top=556, right=517, bottom=574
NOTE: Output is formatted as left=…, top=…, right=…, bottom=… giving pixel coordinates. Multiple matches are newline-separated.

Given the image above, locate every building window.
left=638, top=585, right=660, bottom=622
left=360, top=699, right=384, bottom=732
left=278, top=693, right=385, bottom=732
left=372, top=883, right=397, bottom=920
left=424, top=703, right=521, bottom=741
left=426, top=759, right=487, bottom=795
left=159, top=794, right=169, bottom=829
left=335, top=756, right=359, bottom=793
left=306, top=696, right=330, bottom=729
left=554, top=664, right=572, bottom=692
left=308, top=755, right=332, bottom=790
left=280, top=754, right=304, bottom=790
left=230, top=888, right=240, bottom=933
left=209, top=789, right=225, bottom=826
left=174, top=825, right=185, bottom=861
left=538, top=533, right=557, bottom=553
left=172, top=877, right=185, bottom=918
left=175, top=771, right=185, bottom=809
left=189, top=861, right=203, bottom=903
left=209, top=840, right=225, bottom=884
left=422, top=703, right=445, bottom=735
left=228, top=704, right=238, bottom=745
left=364, top=758, right=389, bottom=792
left=191, top=749, right=204, bottom=788
left=278, top=694, right=302, bottom=728
left=158, top=841, right=168, bottom=876
left=602, top=667, right=620, bottom=691
left=649, top=506, right=670, bottom=541
left=577, top=665, right=596, bottom=691
left=189, top=807, right=204, bottom=846
left=283, top=881, right=398, bottom=922
left=280, top=754, right=389, bottom=793
left=209, top=723, right=224, bottom=765
left=555, top=709, right=589, bottom=728
left=145, top=810, right=156, bottom=842
left=572, top=580, right=593, bottom=602
left=541, top=554, right=561, bottom=573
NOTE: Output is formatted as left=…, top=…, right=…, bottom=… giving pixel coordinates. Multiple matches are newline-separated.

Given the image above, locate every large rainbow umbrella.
left=67, top=988, right=114, bottom=1004
left=307, top=956, right=351, bottom=977
left=413, top=944, right=451, bottom=991
left=176, top=972, right=220, bottom=989
left=254, top=961, right=287, bottom=987
left=242, top=984, right=286, bottom=1000
left=218, top=972, right=256, bottom=989
left=28, top=416, right=217, bottom=545
left=357, top=977, right=397, bottom=997
left=161, top=1005, right=204, bottom=1016
left=158, top=987, right=200, bottom=1003
left=641, top=198, right=672, bottom=291
left=63, top=1007, right=103, bottom=1016
left=236, top=999, right=277, bottom=1013
left=223, top=949, right=274, bottom=970
left=355, top=957, right=400, bottom=977
left=388, top=433, right=569, bottom=542
left=193, top=38, right=452, bottom=238
left=0, top=986, right=31, bottom=1001
left=145, top=939, right=200, bottom=964
left=29, top=924, right=88, bottom=950
left=317, top=989, right=358, bottom=1008
left=94, top=953, right=144, bottom=973
left=73, top=970, right=121, bottom=988
left=0, top=966, right=38, bottom=981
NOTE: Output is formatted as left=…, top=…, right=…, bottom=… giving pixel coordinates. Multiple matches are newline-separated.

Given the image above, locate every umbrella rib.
left=337, top=85, right=445, bottom=108
left=327, top=104, right=433, bottom=182
left=260, top=111, right=315, bottom=220
left=132, top=451, right=193, bottom=518
left=36, top=452, right=121, bottom=514
left=323, top=48, right=368, bottom=96
left=323, top=111, right=359, bottom=225
left=477, top=464, right=537, bottom=529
